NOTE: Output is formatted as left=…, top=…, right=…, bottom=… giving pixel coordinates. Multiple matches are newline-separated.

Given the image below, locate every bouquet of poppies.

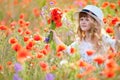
left=45, top=7, right=63, bottom=43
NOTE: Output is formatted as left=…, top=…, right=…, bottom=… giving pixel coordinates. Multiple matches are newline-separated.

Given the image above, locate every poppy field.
left=0, top=0, right=120, bottom=80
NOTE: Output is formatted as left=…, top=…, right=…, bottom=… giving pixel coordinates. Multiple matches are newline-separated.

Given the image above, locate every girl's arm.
left=51, top=30, right=78, bottom=54
left=114, top=22, right=120, bottom=52
left=52, top=30, right=66, bottom=46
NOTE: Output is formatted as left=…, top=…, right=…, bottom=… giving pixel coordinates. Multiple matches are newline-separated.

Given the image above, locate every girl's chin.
left=81, top=28, right=89, bottom=31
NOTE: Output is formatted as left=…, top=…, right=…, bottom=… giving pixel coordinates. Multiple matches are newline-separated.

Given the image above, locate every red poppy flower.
left=12, top=43, right=22, bottom=52
left=106, top=27, right=114, bottom=33
left=17, top=48, right=32, bottom=63
left=70, top=47, right=76, bottom=54
left=9, top=37, right=18, bottom=44
left=33, top=34, right=42, bottom=41
left=86, top=50, right=95, bottom=56
left=94, top=56, right=105, bottom=65
left=56, top=44, right=66, bottom=52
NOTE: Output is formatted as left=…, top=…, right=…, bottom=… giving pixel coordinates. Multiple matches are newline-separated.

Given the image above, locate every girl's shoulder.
left=101, top=28, right=115, bottom=42
left=101, top=29, right=116, bottom=51
left=70, top=39, right=80, bottom=46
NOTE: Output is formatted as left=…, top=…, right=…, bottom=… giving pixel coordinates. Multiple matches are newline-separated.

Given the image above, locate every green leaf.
left=50, top=21, right=56, bottom=30
left=48, top=31, right=53, bottom=43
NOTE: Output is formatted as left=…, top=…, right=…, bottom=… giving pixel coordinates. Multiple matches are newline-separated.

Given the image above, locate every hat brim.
left=74, top=11, right=103, bottom=26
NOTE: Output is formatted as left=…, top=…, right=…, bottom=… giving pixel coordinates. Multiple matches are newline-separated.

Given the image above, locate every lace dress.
left=66, top=34, right=116, bottom=63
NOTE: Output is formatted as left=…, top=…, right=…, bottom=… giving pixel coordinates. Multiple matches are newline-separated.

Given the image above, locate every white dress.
left=66, top=34, right=116, bottom=63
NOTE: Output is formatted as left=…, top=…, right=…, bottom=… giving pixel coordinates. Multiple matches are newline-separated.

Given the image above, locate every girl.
left=51, top=5, right=120, bottom=63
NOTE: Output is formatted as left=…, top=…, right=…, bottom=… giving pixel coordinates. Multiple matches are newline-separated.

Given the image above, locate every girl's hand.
left=49, top=30, right=65, bottom=45
left=49, top=30, right=58, bottom=41
left=114, top=22, right=120, bottom=40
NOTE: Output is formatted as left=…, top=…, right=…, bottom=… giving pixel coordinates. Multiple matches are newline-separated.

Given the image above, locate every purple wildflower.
left=13, top=73, right=22, bottom=80
left=50, top=2, right=54, bottom=5
left=14, top=63, right=23, bottom=73
left=44, top=37, right=50, bottom=43
left=45, top=73, right=55, bottom=80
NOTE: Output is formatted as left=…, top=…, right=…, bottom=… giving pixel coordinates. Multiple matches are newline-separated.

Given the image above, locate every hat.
left=74, top=5, right=104, bottom=26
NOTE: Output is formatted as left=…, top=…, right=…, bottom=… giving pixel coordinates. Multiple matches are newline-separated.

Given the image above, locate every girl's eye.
left=80, top=18, right=84, bottom=21
left=86, top=18, right=89, bottom=21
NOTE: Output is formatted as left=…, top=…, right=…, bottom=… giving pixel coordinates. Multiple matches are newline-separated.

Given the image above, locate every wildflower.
left=70, top=47, right=76, bottom=54
left=14, top=63, right=23, bottom=73
left=107, top=53, right=115, bottom=59
left=39, top=49, right=48, bottom=55
left=0, top=65, right=3, bottom=71
left=19, top=13, right=25, bottom=19
left=18, top=19, right=25, bottom=27
left=103, top=17, right=107, bottom=23
left=56, top=52, right=63, bottom=58
left=106, top=27, right=114, bottom=34
left=12, top=43, right=22, bottom=52
left=77, top=60, right=87, bottom=67
left=50, top=8, right=62, bottom=27
left=33, top=34, right=42, bottom=41
left=10, top=21, right=17, bottom=27
left=93, top=55, right=105, bottom=65
left=9, top=37, right=18, bottom=44
left=84, top=64, right=96, bottom=75
left=0, top=25, right=7, bottom=30
left=76, top=73, right=84, bottom=78
left=51, top=65, right=57, bottom=71
left=25, top=21, right=30, bottom=27
left=46, top=7, right=63, bottom=43
left=13, top=0, right=18, bottom=5
left=106, top=59, right=118, bottom=70
left=17, top=48, right=32, bottom=63
left=49, top=0, right=57, bottom=5
left=56, top=44, right=66, bottom=52
left=86, top=50, right=95, bottom=56
left=118, top=0, right=120, bottom=6
left=25, top=29, right=32, bottom=35
left=110, top=17, right=119, bottom=26
left=33, top=7, right=40, bottom=17
left=106, top=70, right=115, bottom=78
left=45, top=73, right=55, bottom=80
left=13, top=73, right=22, bottom=80
left=36, top=53, right=44, bottom=58
left=101, top=2, right=109, bottom=8
left=26, top=40, right=35, bottom=50
left=7, top=61, right=12, bottom=65
left=109, top=3, right=116, bottom=9
left=39, top=61, right=48, bottom=71
left=18, top=28, right=23, bottom=35
left=91, top=0, right=98, bottom=5
left=44, top=37, right=50, bottom=43
left=44, top=44, right=50, bottom=52
left=23, top=36, right=29, bottom=42
left=102, top=69, right=115, bottom=78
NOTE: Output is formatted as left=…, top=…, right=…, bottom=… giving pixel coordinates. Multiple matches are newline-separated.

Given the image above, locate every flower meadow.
left=0, top=0, right=120, bottom=80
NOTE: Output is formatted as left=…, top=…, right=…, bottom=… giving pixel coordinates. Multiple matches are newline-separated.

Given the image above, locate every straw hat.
left=74, top=5, right=104, bottom=26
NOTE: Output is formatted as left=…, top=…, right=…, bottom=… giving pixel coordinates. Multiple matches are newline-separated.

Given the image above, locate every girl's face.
left=79, top=13, right=95, bottom=32
left=79, top=14, right=95, bottom=32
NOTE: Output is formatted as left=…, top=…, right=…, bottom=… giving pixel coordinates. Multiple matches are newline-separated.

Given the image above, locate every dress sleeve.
left=102, top=34, right=116, bottom=51
left=65, top=41, right=79, bottom=54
